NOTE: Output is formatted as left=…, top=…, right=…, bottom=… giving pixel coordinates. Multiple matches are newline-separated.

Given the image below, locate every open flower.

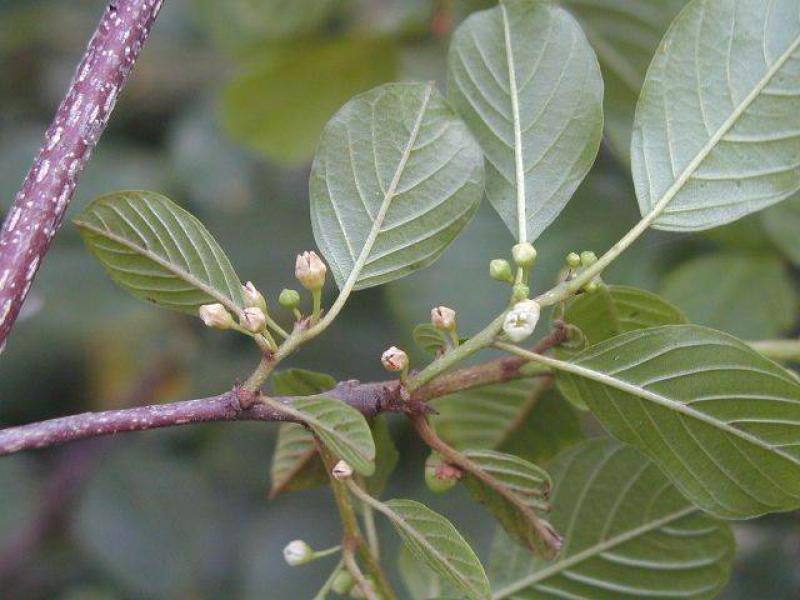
left=503, top=299, right=541, bottom=342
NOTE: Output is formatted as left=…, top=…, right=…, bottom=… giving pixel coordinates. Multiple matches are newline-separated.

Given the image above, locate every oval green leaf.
left=383, top=498, right=491, bottom=600
left=310, top=82, right=484, bottom=291
left=461, top=449, right=559, bottom=559
left=554, top=325, right=800, bottom=518
left=448, top=0, right=604, bottom=242
left=268, top=369, right=337, bottom=498
left=632, top=0, right=800, bottom=231
left=75, top=191, right=244, bottom=316
left=266, top=395, right=376, bottom=477
left=490, top=438, right=734, bottom=599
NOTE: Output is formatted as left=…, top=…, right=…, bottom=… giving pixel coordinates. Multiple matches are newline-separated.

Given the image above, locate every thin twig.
left=0, top=0, right=164, bottom=349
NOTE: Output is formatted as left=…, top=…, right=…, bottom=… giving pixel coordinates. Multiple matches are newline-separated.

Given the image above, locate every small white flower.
left=503, top=300, right=541, bottom=342
left=240, top=306, right=267, bottom=333
left=332, top=460, right=354, bottom=480
left=198, top=303, right=234, bottom=330
left=431, top=306, right=456, bottom=331
left=381, top=346, right=408, bottom=372
left=283, top=539, right=314, bottom=566
left=295, top=251, right=327, bottom=290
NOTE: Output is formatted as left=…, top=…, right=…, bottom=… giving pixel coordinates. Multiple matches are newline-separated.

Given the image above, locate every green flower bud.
left=278, top=288, right=301, bottom=309
left=332, top=570, right=355, bottom=595
left=425, top=452, right=459, bottom=494
left=489, top=259, right=514, bottom=283
left=580, top=251, right=598, bottom=267
left=511, top=283, right=530, bottom=302
left=512, top=242, right=537, bottom=267
left=566, top=252, right=581, bottom=269
left=584, top=281, right=599, bottom=294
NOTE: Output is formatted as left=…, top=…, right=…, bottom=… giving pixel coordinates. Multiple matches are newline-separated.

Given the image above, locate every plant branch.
left=0, top=325, right=569, bottom=457
left=0, top=0, right=165, bottom=349
left=410, top=413, right=562, bottom=559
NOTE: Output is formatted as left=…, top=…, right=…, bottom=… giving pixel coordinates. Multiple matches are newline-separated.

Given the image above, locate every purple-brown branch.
left=0, top=0, right=164, bottom=348
left=0, top=326, right=569, bottom=457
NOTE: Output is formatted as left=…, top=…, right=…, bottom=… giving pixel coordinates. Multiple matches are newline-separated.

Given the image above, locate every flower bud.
left=431, top=306, right=456, bottom=331
left=283, top=540, right=314, bottom=566
left=580, top=251, right=598, bottom=267
left=198, top=303, right=234, bottom=330
left=503, top=299, right=541, bottom=343
left=332, top=460, right=353, bottom=480
left=278, top=288, right=301, bottom=309
left=242, top=281, right=267, bottom=312
left=332, top=570, right=355, bottom=595
left=240, top=306, right=267, bottom=333
left=512, top=242, right=537, bottom=267
left=584, top=280, right=600, bottom=294
left=489, top=259, right=514, bottom=283
left=381, top=346, right=408, bottom=372
left=566, top=252, right=581, bottom=269
left=511, top=283, right=530, bottom=302
left=425, top=452, right=460, bottom=494
left=295, top=251, right=327, bottom=290
left=350, top=578, right=378, bottom=599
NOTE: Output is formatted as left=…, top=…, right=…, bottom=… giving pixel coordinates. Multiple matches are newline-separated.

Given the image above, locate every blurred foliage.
left=0, top=0, right=798, bottom=598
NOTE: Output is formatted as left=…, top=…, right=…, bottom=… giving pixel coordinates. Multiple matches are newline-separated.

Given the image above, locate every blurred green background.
left=1, top=0, right=799, bottom=598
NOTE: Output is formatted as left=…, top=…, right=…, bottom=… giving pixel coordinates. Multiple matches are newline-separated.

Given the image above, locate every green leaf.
left=75, top=191, right=245, bottom=316
left=448, top=0, right=604, bottom=241
left=414, top=323, right=450, bottom=355
left=268, top=369, right=337, bottom=498
left=269, top=395, right=376, bottom=476
left=310, top=81, right=484, bottom=291
left=432, top=380, right=582, bottom=464
left=563, top=0, right=686, bottom=162
left=383, top=499, right=491, bottom=600
left=632, top=0, right=800, bottom=231
left=660, top=252, right=797, bottom=339
left=398, top=545, right=454, bottom=600
left=555, top=325, right=800, bottom=519
left=222, top=36, right=397, bottom=164
left=490, top=438, right=734, bottom=600
left=460, top=449, right=558, bottom=559
left=558, top=284, right=688, bottom=409
left=762, top=193, right=800, bottom=266
left=366, top=415, right=400, bottom=497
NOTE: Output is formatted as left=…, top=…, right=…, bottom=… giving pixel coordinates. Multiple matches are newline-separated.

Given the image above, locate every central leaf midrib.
left=344, top=83, right=434, bottom=287
left=500, top=2, right=527, bottom=242
left=491, top=505, right=697, bottom=598
left=75, top=219, right=241, bottom=316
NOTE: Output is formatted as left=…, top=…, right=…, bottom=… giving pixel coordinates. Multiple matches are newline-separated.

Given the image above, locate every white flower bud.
left=283, top=539, right=314, bottom=566
left=332, top=460, right=354, bottom=480
left=242, top=281, right=267, bottom=312
left=431, top=306, right=456, bottom=331
left=295, top=251, right=327, bottom=290
left=198, top=303, right=234, bottom=330
left=240, top=306, right=267, bottom=333
left=512, top=242, right=537, bottom=267
left=503, top=300, right=541, bottom=343
left=381, top=346, right=408, bottom=372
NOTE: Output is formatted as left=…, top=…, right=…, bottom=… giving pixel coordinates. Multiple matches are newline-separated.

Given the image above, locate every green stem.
left=313, top=545, right=343, bottom=559
left=265, top=313, right=290, bottom=339
left=312, top=557, right=345, bottom=600
left=312, top=289, right=322, bottom=322
left=343, top=549, right=377, bottom=600
left=407, top=312, right=507, bottom=392
left=362, top=500, right=380, bottom=560
left=748, top=339, right=800, bottom=362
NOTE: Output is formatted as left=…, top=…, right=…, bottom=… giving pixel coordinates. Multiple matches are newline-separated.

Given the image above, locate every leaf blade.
left=490, top=438, right=734, bottom=599
left=383, top=499, right=491, bottom=600
left=448, top=0, right=604, bottom=241
left=632, top=0, right=800, bottom=231
left=554, top=325, right=800, bottom=518
left=310, top=82, right=484, bottom=291
left=75, top=190, right=244, bottom=315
